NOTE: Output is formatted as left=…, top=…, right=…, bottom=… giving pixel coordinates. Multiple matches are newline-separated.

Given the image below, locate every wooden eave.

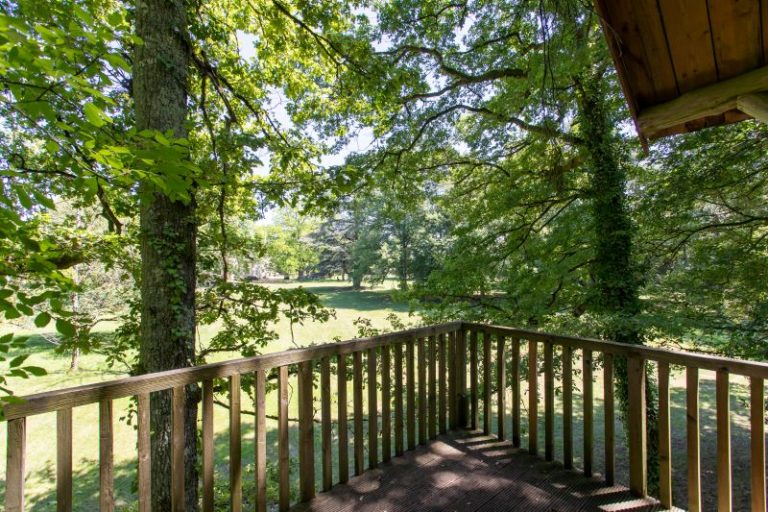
left=594, top=0, right=768, bottom=142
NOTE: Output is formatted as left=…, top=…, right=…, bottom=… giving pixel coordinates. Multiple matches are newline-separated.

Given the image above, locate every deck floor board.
left=291, top=431, right=676, bottom=512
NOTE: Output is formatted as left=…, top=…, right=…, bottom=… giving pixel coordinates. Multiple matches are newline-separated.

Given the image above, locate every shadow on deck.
left=292, top=431, right=670, bottom=512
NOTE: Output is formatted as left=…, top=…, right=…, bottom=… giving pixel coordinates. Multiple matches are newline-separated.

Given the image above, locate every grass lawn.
left=0, top=281, right=761, bottom=511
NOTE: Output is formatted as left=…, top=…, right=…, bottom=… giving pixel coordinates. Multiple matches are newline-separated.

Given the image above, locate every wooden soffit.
left=594, top=0, right=768, bottom=142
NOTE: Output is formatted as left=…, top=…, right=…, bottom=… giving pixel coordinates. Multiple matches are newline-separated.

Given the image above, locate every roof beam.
left=737, top=93, right=768, bottom=124
left=637, top=65, right=768, bottom=137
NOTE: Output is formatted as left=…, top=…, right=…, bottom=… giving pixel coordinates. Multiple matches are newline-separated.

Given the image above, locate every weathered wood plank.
left=382, top=345, right=391, bottom=462
left=367, top=349, right=378, bottom=469
left=57, top=408, right=72, bottom=512
left=627, top=356, right=646, bottom=497
left=738, top=93, right=768, bottom=123
left=716, top=369, right=732, bottom=511
left=298, top=361, right=315, bottom=502
left=751, top=377, right=766, bottom=512
left=321, top=358, right=333, bottom=490
left=171, top=386, right=185, bottom=512
left=353, top=352, right=364, bottom=476
left=544, top=341, right=554, bottom=461
left=100, top=400, right=114, bottom=512
left=336, top=356, right=348, bottom=485
left=255, top=369, right=267, bottom=512
left=457, top=328, right=468, bottom=427
left=470, top=329, right=479, bottom=430
left=483, top=331, right=492, bottom=436
left=418, top=337, right=426, bottom=445
left=562, top=346, right=573, bottom=470
left=438, top=333, right=447, bottom=435
left=230, top=375, right=242, bottom=512
left=688, top=366, right=701, bottom=512
left=202, top=381, right=214, bottom=512
left=138, top=393, right=151, bottom=512
left=394, top=343, right=404, bottom=456
left=448, top=331, right=456, bottom=429
left=658, top=362, right=672, bottom=509
left=428, top=335, right=437, bottom=439
left=496, top=335, right=506, bottom=440
left=406, top=338, right=416, bottom=450
left=583, top=349, right=593, bottom=477
left=278, top=366, right=290, bottom=511
left=511, top=337, right=521, bottom=448
left=528, top=340, right=538, bottom=455
left=6, top=417, right=25, bottom=512
left=708, top=0, right=762, bottom=80
left=604, top=352, right=615, bottom=485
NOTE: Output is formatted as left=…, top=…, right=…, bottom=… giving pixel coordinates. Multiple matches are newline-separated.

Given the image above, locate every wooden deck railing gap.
left=3, top=321, right=767, bottom=512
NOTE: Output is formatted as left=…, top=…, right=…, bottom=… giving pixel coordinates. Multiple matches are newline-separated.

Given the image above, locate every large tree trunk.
left=577, top=75, right=659, bottom=492
left=134, top=1, right=199, bottom=510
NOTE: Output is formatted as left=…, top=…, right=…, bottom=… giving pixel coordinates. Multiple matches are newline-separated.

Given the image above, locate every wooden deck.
left=292, top=431, right=669, bottom=512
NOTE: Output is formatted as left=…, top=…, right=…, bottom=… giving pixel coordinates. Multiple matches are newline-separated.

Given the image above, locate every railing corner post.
left=627, top=354, right=647, bottom=497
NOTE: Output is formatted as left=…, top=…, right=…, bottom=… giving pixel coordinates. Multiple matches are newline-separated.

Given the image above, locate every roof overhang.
left=594, top=0, right=768, bottom=143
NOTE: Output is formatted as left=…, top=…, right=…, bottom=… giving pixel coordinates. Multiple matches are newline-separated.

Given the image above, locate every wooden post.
left=6, top=417, right=26, bottom=512
left=563, top=346, right=573, bottom=469
left=418, top=337, right=427, bottom=445
left=457, top=328, right=468, bottom=428
left=57, top=408, right=73, bottom=512
left=544, top=341, right=554, bottom=461
left=337, top=357, right=349, bottom=485
left=603, top=352, right=615, bottom=485
left=278, top=366, right=290, bottom=510
left=138, top=393, right=152, bottom=512
left=368, top=348, right=378, bottom=468
left=322, top=358, right=334, bottom=490
left=100, top=400, right=114, bottom=512
left=394, top=343, right=404, bottom=455
left=658, top=362, right=672, bottom=509
left=428, top=335, right=437, bottom=439
left=229, top=375, right=242, bottom=512
left=438, top=334, right=447, bottom=434
left=483, top=331, right=492, bottom=435
left=382, top=346, right=392, bottom=461
left=528, top=340, right=538, bottom=455
left=511, top=338, right=521, bottom=448
left=688, top=366, right=701, bottom=512
left=497, top=335, right=506, bottom=440
left=171, top=387, right=185, bottom=512
left=583, top=350, right=593, bottom=477
left=716, top=369, right=732, bottom=511
left=407, top=338, right=416, bottom=450
left=470, top=329, right=479, bottom=430
left=298, top=361, right=315, bottom=502
left=255, top=369, right=267, bottom=512
left=353, top=352, right=364, bottom=475
left=448, top=331, right=456, bottom=429
left=627, top=355, right=646, bottom=497
left=751, top=377, right=766, bottom=512
left=201, top=382, right=214, bottom=512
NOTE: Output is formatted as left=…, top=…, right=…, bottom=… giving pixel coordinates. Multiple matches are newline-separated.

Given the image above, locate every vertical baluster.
left=298, top=361, right=315, bottom=502
left=483, top=331, right=492, bottom=436
left=138, top=393, right=151, bottom=512
left=229, top=375, right=242, bottom=512
left=201, top=382, right=214, bottom=512
left=368, top=348, right=378, bottom=468
left=255, top=369, right=267, bottom=512
left=687, top=366, right=701, bottom=512
left=394, top=343, right=404, bottom=456
left=382, top=345, right=392, bottom=462
left=100, top=400, right=114, bottom=512
left=512, top=338, right=521, bottom=448
left=544, top=341, right=554, bottom=461
left=751, top=377, right=766, bottom=512
left=6, top=417, right=26, bottom=512
left=337, top=356, right=349, bottom=484
left=470, top=329, right=479, bottom=430
left=658, top=362, right=672, bottom=509
left=278, top=366, right=290, bottom=511
left=428, top=335, right=437, bottom=440
left=354, top=351, right=364, bottom=475
left=604, top=352, right=615, bottom=485
left=528, top=340, right=538, bottom=455
left=418, top=337, right=427, bottom=445
left=583, top=350, right=593, bottom=477
left=171, top=387, right=185, bottom=512
left=321, top=358, right=333, bottom=490
left=438, top=333, right=447, bottom=435
left=406, top=338, right=416, bottom=450
left=627, top=356, right=647, bottom=497
left=57, top=408, right=73, bottom=512
left=716, top=369, right=732, bottom=511
left=458, top=328, right=468, bottom=427
left=563, top=346, right=573, bottom=469
left=497, top=335, right=506, bottom=440
left=448, top=331, right=456, bottom=429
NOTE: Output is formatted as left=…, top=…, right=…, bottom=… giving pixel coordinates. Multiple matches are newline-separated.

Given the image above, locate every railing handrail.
left=470, top=322, right=768, bottom=379
left=3, top=322, right=461, bottom=420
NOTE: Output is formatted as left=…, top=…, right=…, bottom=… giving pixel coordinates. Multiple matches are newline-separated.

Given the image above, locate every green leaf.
left=9, top=355, right=27, bottom=368
left=55, top=318, right=76, bottom=337
left=83, top=102, right=107, bottom=127
left=23, top=366, right=46, bottom=376
left=34, top=311, right=51, bottom=328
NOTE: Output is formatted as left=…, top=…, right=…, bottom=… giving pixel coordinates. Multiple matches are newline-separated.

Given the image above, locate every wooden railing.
left=3, top=321, right=767, bottom=512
